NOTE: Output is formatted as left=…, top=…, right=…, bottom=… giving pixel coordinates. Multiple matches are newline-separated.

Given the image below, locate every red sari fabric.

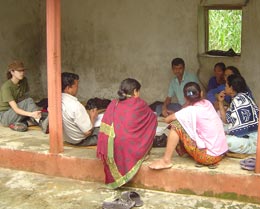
left=97, top=97, right=157, bottom=188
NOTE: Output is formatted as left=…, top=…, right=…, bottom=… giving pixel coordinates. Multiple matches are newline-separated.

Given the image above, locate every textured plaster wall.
left=198, top=0, right=260, bottom=103
left=0, top=0, right=43, bottom=100
left=57, top=0, right=200, bottom=103
left=0, top=0, right=259, bottom=104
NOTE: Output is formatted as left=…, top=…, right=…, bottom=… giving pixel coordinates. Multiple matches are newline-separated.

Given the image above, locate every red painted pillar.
left=46, top=0, right=63, bottom=154
left=255, top=101, right=260, bottom=173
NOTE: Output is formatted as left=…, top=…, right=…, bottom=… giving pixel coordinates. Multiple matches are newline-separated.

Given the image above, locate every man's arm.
left=162, top=97, right=171, bottom=117
left=84, top=108, right=98, bottom=137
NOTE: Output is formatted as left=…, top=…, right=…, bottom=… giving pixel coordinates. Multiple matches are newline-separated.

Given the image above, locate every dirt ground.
left=0, top=167, right=259, bottom=209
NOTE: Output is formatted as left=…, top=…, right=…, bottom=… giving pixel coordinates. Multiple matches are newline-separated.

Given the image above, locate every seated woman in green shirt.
left=0, top=60, right=43, bottom=131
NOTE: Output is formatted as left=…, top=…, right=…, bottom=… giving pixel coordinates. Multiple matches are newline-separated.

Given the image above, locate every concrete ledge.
left=131, top=166, right=260, bottom=204
left=0, top=147, right=260, bottom=204
left=0, top=148, right=104, bottom=182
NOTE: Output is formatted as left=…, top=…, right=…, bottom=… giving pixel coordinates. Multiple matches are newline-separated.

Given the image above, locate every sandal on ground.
left=102, top=197, right=135, bottom=209
left=240, top=158, right=256, bottom=171
left=195, top=163, right=204, bottom=168
left=208, top=164, right=218, bottom=169
left=121, top=191, right=143, bottom=207
left=195, top=163, right=218, bottom=169
left=9, top=122, right=28, bottom=132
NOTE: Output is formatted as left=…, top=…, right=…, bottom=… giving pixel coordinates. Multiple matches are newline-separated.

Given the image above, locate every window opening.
left=206, top=8, right=242, bottom=56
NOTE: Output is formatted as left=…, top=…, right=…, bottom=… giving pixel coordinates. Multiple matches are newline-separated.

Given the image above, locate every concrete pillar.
left=46, top=0, right=63, bottom=154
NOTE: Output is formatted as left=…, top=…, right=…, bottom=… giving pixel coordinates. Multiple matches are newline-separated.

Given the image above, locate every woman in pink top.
left=149, top=82, right=228, bottom=170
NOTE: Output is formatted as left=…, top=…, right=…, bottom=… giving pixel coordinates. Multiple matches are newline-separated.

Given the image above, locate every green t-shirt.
left=0, top=78, right=29, bottom=112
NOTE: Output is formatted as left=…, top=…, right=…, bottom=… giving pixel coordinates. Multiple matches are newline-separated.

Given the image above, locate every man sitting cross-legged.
left=61, top=72, right=98, bottom=146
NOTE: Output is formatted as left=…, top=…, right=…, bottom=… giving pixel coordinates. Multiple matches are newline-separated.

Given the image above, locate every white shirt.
left=62, top=93, right=92, bottom=144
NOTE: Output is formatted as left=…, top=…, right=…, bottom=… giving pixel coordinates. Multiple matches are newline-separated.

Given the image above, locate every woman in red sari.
left=97, top=78, right=157, bottom=189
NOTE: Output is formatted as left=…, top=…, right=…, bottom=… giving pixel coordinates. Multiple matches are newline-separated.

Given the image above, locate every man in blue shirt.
left=156, top=58, right=199, bottom=117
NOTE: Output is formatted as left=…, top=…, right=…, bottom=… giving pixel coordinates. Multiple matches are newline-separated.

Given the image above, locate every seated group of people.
left=0, top=59, right=258, bottom=190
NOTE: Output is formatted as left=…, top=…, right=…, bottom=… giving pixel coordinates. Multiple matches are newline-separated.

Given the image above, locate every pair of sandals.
left=240, top=157, right=256, bottom=171
left=102, top=191, right=143, bottom=209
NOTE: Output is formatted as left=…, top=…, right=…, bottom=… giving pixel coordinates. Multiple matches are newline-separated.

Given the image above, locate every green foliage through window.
left=208, top=9, right=242, bottom=53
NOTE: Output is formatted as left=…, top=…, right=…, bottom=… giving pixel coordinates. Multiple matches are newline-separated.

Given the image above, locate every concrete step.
left=0, top=126, right=259, bottom=204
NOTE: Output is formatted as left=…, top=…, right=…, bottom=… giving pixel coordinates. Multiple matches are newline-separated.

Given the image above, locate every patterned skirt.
left=171, top=120, right=224, bottom=165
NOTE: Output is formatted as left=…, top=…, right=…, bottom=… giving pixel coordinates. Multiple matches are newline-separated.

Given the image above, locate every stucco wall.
left=0, top=0, right=43, bottom=100
left=55, top=0, right=200, bottom=103
left=0, top=0, right=259, bottom=104
left=198, top=0, right=260, bottom=103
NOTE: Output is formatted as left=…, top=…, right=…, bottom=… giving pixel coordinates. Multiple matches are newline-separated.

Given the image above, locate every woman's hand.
left=31, top=111, right=42, bottom=119
left=217, top=91, right=225, bottom=102
left=217, top=91, right=227, bottom=123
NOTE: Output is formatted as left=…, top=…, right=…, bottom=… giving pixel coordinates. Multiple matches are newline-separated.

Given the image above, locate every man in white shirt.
left=61, top=72, right=98, bottom=146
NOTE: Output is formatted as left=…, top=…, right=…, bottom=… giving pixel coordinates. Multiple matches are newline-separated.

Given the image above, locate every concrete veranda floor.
left=0, top=167, right=260, bottom=209
left=0, top=124, right=256, bottom=176
left=0, top=125, right=260, bottom=206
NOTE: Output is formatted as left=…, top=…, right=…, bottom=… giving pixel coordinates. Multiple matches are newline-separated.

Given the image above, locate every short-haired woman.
left=0, top=60, right=42, bottom=131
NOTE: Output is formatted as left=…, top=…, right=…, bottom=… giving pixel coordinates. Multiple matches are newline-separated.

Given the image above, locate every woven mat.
left=225, top=151, right=255, bottom=159
left=28, top=126, right=41, bottom=131
left=63, top=142, right=97, bottom=150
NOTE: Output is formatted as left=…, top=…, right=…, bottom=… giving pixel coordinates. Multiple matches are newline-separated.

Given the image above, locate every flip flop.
left=208, top=164, right=218, bottom=169
left=195, top=163, right=218, bottom=169
left=102, top=197, right=135, bottom=209
left=195, top=163, right=204, bottom=168
left=240, top=157, right=256, bottom=167
left=240, top=164, right=255, bottom=171
left=9, top=122, right=28, bottom=132
left=240, top=158, right=256, bottom=171
left=121, top=191, right=143, bottom=207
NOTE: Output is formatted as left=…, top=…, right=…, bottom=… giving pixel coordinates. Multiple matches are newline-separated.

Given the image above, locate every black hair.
left=61, top=72, right=79, bottom=92
left=183, top=82, right=202, bottom=105
left=117, top=78, right=141, bottom=101
left=214, top=62, right=226, bottom=72
left=7, top=71, right=12, bottom=80
left=226, top=74, right=248, bottom=93
left=171, top=58, right=185, bottom=68
left=225, top=66, right=241, bottom=76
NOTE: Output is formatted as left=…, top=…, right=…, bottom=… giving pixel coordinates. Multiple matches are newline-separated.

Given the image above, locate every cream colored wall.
left=0, top=0, right=43, bottom=100
left=55, top=0, right=201, bottom=103
left=0, top=0, right=259, bottom=104
left=198, top=0, right=260, bottom=102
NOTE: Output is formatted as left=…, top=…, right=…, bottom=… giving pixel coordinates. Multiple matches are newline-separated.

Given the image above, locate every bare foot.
left=148, top=159, right=173, bottom=170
